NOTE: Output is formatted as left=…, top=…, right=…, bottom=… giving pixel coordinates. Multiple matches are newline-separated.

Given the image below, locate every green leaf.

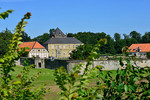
left=116, top=74, right=120, bottom=81
left=13, top=81, right=21, bottom=85
left=117, top=83, right=123, bottom=91
left=128, top=85, right=135, bottom=92
left=96, top=94, right=103, bottom=99
left=119, top=57, right=124, bottom=66
left=124, top=85, right=128, bottom=92
left=0, top=59, right=4, bottom=63
left=2, top=89, right=8, bottom=96
left=121, top=70, right=126, bottom=76
left=125, top=59, right=130, bottom=65
left=110, top=81, right=116, bottom=87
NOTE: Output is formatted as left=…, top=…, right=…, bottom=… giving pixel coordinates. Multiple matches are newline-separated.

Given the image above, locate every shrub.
left=0, top=10, right=47, bottom=99
left=147, top=52, right=150, bottom=59
left=54, top=39, right=150, bottom=100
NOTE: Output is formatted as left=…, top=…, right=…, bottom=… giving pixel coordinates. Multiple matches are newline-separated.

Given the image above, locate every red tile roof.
left=19, top=41, right=45, bottom=52
left=128, top=43, right=150, bottom=52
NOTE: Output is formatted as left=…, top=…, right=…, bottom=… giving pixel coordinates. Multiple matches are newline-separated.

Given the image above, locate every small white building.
left=128, top=43, right=150, bottom=58
left=19, top=41, right=49, bottom=58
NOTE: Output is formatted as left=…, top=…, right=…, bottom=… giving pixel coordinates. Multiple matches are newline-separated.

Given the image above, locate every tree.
left=21, top=31, right=32, bottom=42
left=142, top=32, right=150, bottom=43
left=123, top=34, right=130, bottom=39
left=32, top=33, right=49, bottom=44
left=67, top=33, right=74, bottom=37
left=70, top=44, right=93, bottom=60
left=0, top=29, right=13, bottom=57
left=125, top=38, right=138, bottom=47
left=49, top=28, right=56, bottom=37
left=114, top=33, right=121, bottom=41
left=105, top=35, right=116, bottom=54
left=130, top=31, right=141, bottom=42
left=0, top=10, right=46, bottom=99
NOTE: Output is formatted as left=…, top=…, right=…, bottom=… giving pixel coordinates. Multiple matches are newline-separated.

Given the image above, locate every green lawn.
left=10, top=66, right=56, bottom=86
left=8, top=66, right=116, bottom=100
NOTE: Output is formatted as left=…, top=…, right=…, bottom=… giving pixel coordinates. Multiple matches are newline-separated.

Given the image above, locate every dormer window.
left=137, top=47, right=140, bottom=52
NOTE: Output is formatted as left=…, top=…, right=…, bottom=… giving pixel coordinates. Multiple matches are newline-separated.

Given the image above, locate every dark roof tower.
left=43, top=28, right=83, bottom=45
left=52, top=27, right=66, bottom=38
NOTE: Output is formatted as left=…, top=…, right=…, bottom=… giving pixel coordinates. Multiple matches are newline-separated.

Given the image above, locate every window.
left=69, top=45, right=71, bottom=49
left=63, top=52, right=65, bottom=55
left=73, top=45, right=75, bottom=48
left=57, top=51, right=61, bottom=56
left=63, top=45, right=65, bottom=49
left=51, top=45, right=54, bottom=49
left=56, top=45, right=59, bottom=49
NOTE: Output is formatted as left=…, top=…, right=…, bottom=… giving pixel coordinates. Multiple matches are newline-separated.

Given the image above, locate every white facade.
left=28, top=49, right=49, bottom=58
left=129, top=52, right=147, bottom=58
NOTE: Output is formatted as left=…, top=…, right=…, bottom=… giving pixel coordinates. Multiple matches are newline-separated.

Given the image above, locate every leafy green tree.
left=21, top=31, right=32, bottom=42
left=32, top=33, right=49, bottom=44
left=70, top=44, right=93, bottom=60
left=114, top=33, right=121, bottom=41
left=125, top=38, right=138, bottom=47
left=130, top=31, right=141, bottom=42
left=115, top=39, right=126, bottom=53
left=0, top=11, right=47, bottom=99
left=142, top=32, right=150, bottom=43
left=55, top=38, right=150, bottom=100
left=0, top=8, right=13, bottom=19
left=105, top=35, right=116, bottom=54
left=49, top=28, right=56, bottom=37
left=74, top=32, right=97, bottom=44
left=67, top=33, right=74, bottom=37
left=0, top=29, right=13, bottom=57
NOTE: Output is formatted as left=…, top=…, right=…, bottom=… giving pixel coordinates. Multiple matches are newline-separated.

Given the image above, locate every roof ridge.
left=32, top=41, right=36, bottom=49
left=132, top=43, right=150, bottom=44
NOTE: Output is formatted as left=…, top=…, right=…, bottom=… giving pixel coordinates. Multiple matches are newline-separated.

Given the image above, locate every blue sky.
left=0, top=0, right=150, bottom=38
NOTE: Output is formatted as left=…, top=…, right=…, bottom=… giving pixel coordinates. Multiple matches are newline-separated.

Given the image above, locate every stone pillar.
left=34, top=57, right=45, bottom=68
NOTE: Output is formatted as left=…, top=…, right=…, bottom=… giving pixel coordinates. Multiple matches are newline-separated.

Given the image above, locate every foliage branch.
left=0, top=10, right=47, bottom=99
left=54, top=38, right=150, bottom=99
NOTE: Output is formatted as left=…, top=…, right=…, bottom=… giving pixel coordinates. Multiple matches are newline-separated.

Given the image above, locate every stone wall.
left=18, top=57, right=150, bottom=73
left=20, top=57, right=34, bottom=66
left=66, top=60, right=150, bottom=74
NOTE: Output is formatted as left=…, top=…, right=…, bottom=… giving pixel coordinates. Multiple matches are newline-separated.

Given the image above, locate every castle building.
left=43, top=28, right=83, bottom=58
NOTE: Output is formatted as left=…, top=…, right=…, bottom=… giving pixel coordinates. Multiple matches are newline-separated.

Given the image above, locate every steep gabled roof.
left=19, top=41, right=45, bottom=52
left=54, top=27, right=65, bottom=36
left=129, top=43, right=150, bottom=52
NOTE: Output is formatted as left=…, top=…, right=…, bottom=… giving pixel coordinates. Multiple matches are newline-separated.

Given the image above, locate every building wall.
left=47, top=44, right=83, bottom=58
left=28, top=48, right=49, bottom=58
left=129, top=52, right=147, bottom=58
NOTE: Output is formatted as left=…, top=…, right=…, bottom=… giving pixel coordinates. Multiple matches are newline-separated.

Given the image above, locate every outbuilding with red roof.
left=19, top=41, right=49, bottom=58
left=128, top=43, right=150, bottom=58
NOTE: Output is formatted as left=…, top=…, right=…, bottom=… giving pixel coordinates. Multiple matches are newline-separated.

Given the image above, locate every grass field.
left=8, top=66, right=116, bottom=100
left=9, top=66, right=60, bottom=100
